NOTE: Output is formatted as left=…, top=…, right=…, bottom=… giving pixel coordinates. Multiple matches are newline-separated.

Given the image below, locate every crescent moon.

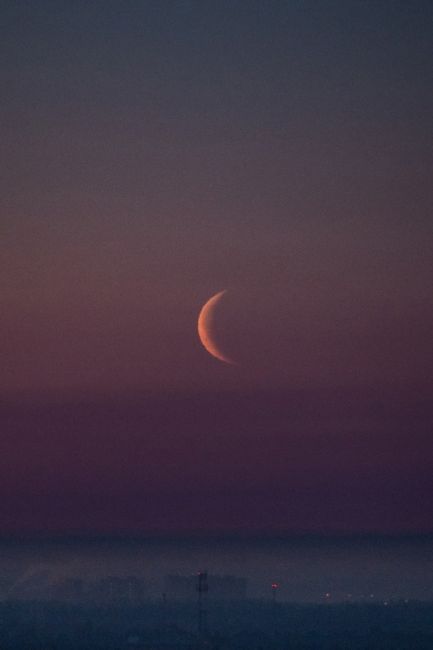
left=197, top=290, right=236, bottom=365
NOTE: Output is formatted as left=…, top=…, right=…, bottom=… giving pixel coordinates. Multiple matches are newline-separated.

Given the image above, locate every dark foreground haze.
left=0, top=536, right=432, bottom=649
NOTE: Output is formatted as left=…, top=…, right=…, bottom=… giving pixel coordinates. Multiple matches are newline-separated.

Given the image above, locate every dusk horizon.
left=1, top=1, right=432, bottom=646
left=2, top=383, right=431, bottom=536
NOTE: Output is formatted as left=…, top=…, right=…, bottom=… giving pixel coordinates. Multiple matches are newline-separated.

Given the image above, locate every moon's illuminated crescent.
left=197, top=290, right=236, bottom=365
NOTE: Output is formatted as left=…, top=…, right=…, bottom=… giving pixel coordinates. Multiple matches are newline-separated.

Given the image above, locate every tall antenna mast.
left=197, top=570, right=208, bottom=637
left=271, top=582, right=280, bottom=605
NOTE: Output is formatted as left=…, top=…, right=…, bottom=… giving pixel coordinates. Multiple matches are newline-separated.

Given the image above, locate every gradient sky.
left=1, top=0, right=432, bottom=535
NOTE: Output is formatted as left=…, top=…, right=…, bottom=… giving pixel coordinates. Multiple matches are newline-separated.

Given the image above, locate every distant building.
left=164, top=574, right=247, bottom=601
left=90, top=576, right=145, bottom=604
left=51, top=578, right=84, bottom=602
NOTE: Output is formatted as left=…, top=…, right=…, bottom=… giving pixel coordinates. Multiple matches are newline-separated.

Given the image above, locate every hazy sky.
left=1, top=1, right=432, bottom=535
